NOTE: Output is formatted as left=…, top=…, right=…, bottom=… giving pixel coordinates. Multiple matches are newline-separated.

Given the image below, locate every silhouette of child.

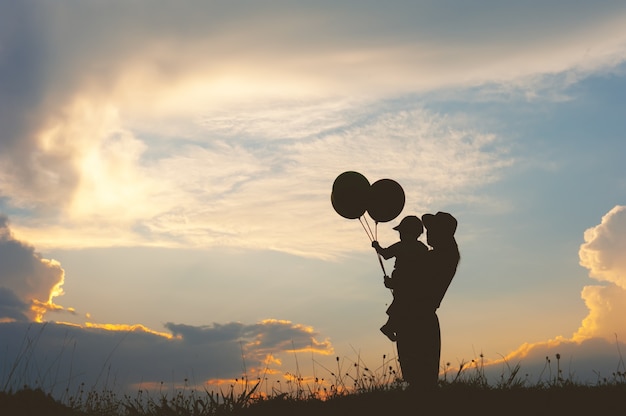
left=372, top=215, right=428, bottom=341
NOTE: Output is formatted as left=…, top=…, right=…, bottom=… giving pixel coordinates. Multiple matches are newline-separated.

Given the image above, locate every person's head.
left=393, top=215, right=423, bottom=240
left=422, top=211, right=457, bottom=248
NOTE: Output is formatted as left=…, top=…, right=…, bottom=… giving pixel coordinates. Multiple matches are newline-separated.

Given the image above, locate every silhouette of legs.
left=396, top=311, right=440, bottom=390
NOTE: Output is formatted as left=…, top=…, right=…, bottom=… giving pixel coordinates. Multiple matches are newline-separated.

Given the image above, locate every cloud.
left=165, top=319, right=332, bottom=357
left=578, top=206, right=626, bottom=289
left=574, top=206, right=626, bottom=341
left=8, top=104, right=511, bottom=259
left=478, top=336, right=626, bottom=384
left=0, top=215, right=334, bottom=396
left=478, top=206, right=626, bottom=382
left=2, top=2, right=626, bottom=233
left=0, top=215, right=70, bottom=322
left=0, top=287, right=29, bottom=323
left=0, top=319, right=334, bottom=396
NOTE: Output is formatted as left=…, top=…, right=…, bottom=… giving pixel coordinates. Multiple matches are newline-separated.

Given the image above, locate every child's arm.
left=372, top=241, right=395, bottom=260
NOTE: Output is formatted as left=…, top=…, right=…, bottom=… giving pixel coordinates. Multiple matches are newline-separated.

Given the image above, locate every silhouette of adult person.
left=394, top=211, right=460, bottom=390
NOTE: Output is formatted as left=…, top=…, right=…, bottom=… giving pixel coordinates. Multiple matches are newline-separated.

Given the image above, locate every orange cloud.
left=517, top=206, right=626, bottom=351
left=84, top=322, right=176, bottom=339
left=498, top=336, right=571, bottom=362
left=477, top=206, right=626, bottom=379
left=263, top=353, right=282, bottom=367
left=247, top=319, right=334, bottom=356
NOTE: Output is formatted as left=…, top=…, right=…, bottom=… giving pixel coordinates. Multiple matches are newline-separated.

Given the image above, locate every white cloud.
left=8, top=104, right=510, bottom=259
left=3, top=1, right=626, bottom=258
left=574, top=206, right=626, bottom=341
left=573, top=284, right=626, bottom=343
left=579, top=206, right=626, bottom=289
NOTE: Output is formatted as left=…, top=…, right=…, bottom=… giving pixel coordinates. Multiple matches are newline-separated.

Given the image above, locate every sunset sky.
left=2, top=1, right=626, bottom=396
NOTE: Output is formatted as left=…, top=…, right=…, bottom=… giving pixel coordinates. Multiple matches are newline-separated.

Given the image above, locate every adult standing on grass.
left=394, top=211, right=460, bottom=390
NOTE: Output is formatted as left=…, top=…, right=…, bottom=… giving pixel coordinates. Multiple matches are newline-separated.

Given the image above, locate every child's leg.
left=380, top=316, right=397, bottom=342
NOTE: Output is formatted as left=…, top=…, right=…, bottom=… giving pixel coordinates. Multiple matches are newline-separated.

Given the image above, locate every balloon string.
left=373, top=221, right=388, bottom=278
left=363, top=216, right=375, bottom=242
left=360, top=217, right=388, bottom=277
left=377, top=253, right=388, bottom=277
left=358, top=217, right=374, bottom=242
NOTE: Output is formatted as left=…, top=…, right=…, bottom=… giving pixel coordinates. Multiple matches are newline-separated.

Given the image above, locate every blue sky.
left=1, top=1, right=626, bottom=396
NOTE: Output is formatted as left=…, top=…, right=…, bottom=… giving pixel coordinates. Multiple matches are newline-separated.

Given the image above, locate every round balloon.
left=331, top=171, right=370, bottom=219
left=367, top=178, right=405, bottom=223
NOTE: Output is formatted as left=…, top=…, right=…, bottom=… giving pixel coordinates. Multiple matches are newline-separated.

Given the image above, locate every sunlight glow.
left=85, top=322, right=176, bottom=339
left=290, top=339, right=335, bottom=355
left=260, top=318, right=314, bottom=332
left=263, top=353, right=282, bottom=367
left=29, top=258, right=68, bottom=322
left=502, top=336, right=572, bottom=361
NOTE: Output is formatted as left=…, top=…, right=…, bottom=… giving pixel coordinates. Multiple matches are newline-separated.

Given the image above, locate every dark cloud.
left=0, top=215, right=332, bottom=394
left=0, top=287, right=29, bottom=322
left=0, top=3, right=81, bottom=209
left=0, top=3, right=48, bottom=151
left=0, top=320, right=333, bottom=398
left=165, top=322, right=245, bottom=344
left=246, top=319, right=328, bottom=352
left=0, top=215, right=67, bottom=321
left=164, top=319, right=333, bottom=369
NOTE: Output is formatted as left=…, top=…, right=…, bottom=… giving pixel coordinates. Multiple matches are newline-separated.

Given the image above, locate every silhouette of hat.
left=422, top=211, right=457, bottom=235
left=392, top=215, right=423, bottom=234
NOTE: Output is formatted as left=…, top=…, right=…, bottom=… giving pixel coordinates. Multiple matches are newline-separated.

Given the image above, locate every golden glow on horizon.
left=53, top=321, right=84, bottom=328
left=135, top=371, right=339, bottom=400
left=441, top=335, right=581, bottom=376
left=500, top=336, right=572, bottom=362
left=129, top=380, right=206, bottom=393
left=84, top=322, right=177, bottom=339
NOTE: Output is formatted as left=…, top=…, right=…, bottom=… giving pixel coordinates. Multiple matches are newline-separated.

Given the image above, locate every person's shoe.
left=380, top=324, right=397, bottom=342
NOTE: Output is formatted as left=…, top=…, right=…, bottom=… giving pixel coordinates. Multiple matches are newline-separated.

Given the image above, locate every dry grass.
left=3, top=352, right=626, bottom=415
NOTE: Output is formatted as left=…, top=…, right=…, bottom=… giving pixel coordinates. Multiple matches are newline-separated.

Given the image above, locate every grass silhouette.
left=2, top=351, right=626, bottom=415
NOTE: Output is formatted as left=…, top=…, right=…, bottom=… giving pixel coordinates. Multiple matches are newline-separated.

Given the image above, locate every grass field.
left=3, top=379, right=626, bottom=415
left=2, top=354, right=626, bottom=415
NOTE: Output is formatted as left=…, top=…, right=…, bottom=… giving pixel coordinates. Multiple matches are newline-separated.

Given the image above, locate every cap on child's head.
left=392, top=215, right=423, bottom=235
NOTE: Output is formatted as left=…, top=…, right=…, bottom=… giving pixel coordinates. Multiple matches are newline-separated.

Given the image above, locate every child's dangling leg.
left=380, top=319, right=397, bottom=342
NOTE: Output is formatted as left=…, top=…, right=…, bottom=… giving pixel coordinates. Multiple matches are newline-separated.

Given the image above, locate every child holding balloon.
left=372, top=215, right=428, bottom=341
